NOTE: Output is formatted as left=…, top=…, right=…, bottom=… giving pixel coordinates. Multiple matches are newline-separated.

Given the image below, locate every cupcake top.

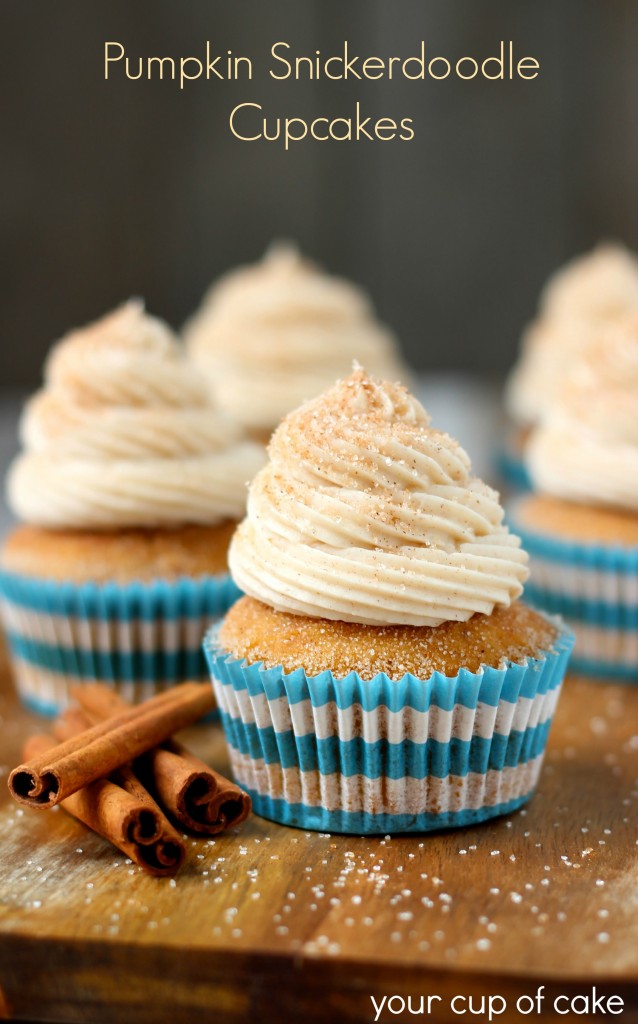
left=185, top=243, right=405, bottom=433
left=527, top=313, right=638, bottom=512
left=505, top=243, right=638, bottom=425
left=229, top=368, right=528, bottom=627
left=7, top=300, right=266, bottom=529
left=540, top=243, right=638, bottom=321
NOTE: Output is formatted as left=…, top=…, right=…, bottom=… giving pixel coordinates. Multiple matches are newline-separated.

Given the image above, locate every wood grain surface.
left=0, top=647, right=637, bottom=1024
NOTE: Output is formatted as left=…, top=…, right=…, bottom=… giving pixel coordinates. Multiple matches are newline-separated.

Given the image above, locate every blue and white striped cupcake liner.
left=509, top=508, right=638, bottom=682
left=494, top=435, right=533, bottom=495
left=0, top=570, right=241, bottom=715
left=203, top=618, right=573, bottom=834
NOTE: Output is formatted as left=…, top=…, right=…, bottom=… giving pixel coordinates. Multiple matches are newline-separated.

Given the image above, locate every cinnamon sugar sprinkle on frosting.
left=229, top=368, right=528, bottom=627
left=528, top=312, right=638, bottom=511
left=184, top=244, right=404, bottom=432
left=7, top=300, right=265, bottom=529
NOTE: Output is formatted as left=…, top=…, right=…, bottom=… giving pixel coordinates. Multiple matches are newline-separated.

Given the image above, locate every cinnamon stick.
left=139, top=741, right=251, bottom=835
left=8, top=682, right=215, bottom=809
left=23, top=735, right=185, bottom=877
left=72, top=684, right=251, bottom=834
left=52, top=707, right=172, bottom=827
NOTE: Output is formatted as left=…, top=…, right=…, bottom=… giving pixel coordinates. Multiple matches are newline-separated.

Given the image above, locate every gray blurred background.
left=1, top=0, right=637, bottom=386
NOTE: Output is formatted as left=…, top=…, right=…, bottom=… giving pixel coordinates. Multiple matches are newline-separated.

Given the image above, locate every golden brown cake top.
left=515, top=494, right=638, bottom=546
left=220, top=596, right=559, bottom=681
left=0, top=522, right=236, bottom=584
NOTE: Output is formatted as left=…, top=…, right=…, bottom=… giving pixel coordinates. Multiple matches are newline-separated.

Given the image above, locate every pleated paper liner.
left=0, top=570, right=241, bottom=715
left=204, top=616, right=574, bottom=834
left=509, top=504, right=638, bottom=683
left=494, top=437, right=533, bottom=495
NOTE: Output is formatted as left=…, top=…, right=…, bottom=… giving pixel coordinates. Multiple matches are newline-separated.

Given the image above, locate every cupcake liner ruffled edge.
left=494, top=438, right=533, bottom=494
left=203, top=615, right=574, bottom=834
left=509, top=501, right=638, bottom=683
left=0, top=570, right=241, bottom=714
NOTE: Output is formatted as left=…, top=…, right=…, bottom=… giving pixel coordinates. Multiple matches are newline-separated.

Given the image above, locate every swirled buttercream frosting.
left=7, top=301, right=266, bottom=529
left=505, top=243, right=638, bottom=424
left=528, top=314, right=638, bottom=511
left=185, top=243, right=405, bottom=432
left=229, top=369, right=528, bottom=626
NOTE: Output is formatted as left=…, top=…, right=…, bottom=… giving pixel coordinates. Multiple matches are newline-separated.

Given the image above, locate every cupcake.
left=204, top=369, right=573, bottom=834
left=0, top=300, right=265, bottom=714
left=500, top=243, right=638, bottom=491
left=184, top=243, right=406, bottom=441
left=510, top=314, right=638, bottom=682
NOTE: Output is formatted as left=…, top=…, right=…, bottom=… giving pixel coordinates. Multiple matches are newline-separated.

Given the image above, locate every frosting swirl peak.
left=528, top=313, right=638, bottom=510
left=505, top=243, right=638, bottom=425
left=8, top=301, right=265, bottom=529
left=185, top=244, right=405, bottom=432
left=230, top=369, right=528, bottom=626
left=540, top=243, right=638, bottom=322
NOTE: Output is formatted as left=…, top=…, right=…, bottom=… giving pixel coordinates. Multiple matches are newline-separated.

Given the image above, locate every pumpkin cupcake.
left=205, top=369, right=573, bottom=834
left=510, top=313, right=638, bottom=681
left=184, top=243, right=406, bottom=441
left=0, top=300, right=265, bottom=713
left=500, top=243, right=638, bottom=492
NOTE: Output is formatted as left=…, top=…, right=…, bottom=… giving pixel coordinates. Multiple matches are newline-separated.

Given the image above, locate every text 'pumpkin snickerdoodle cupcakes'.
left=510, top=314, right=638, bottom=682
left=184, top=242, right=407, bottom=442
left=204, top=369, right=574, bottom=834
left=0, top=300, right=265, bottom=714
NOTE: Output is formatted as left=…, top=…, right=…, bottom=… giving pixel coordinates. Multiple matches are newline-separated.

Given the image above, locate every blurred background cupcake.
left=509, top=313, right=638, bottom=682
left=184, top=242, right=408, bottom=442
left=499, top=243, right=638, bottom=493
left=205, top=369, right=573, bottom=834
left=0, top=300, right=265, bottom=713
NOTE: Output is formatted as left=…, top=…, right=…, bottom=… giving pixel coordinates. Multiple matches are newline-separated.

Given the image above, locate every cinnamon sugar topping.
left=221, top=597, right=558, bottom=681
left=229, top=369, right=528, bottom=627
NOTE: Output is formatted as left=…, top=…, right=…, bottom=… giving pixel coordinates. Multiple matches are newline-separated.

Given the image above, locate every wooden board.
left=0, top=651, right=637, bottom=1024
